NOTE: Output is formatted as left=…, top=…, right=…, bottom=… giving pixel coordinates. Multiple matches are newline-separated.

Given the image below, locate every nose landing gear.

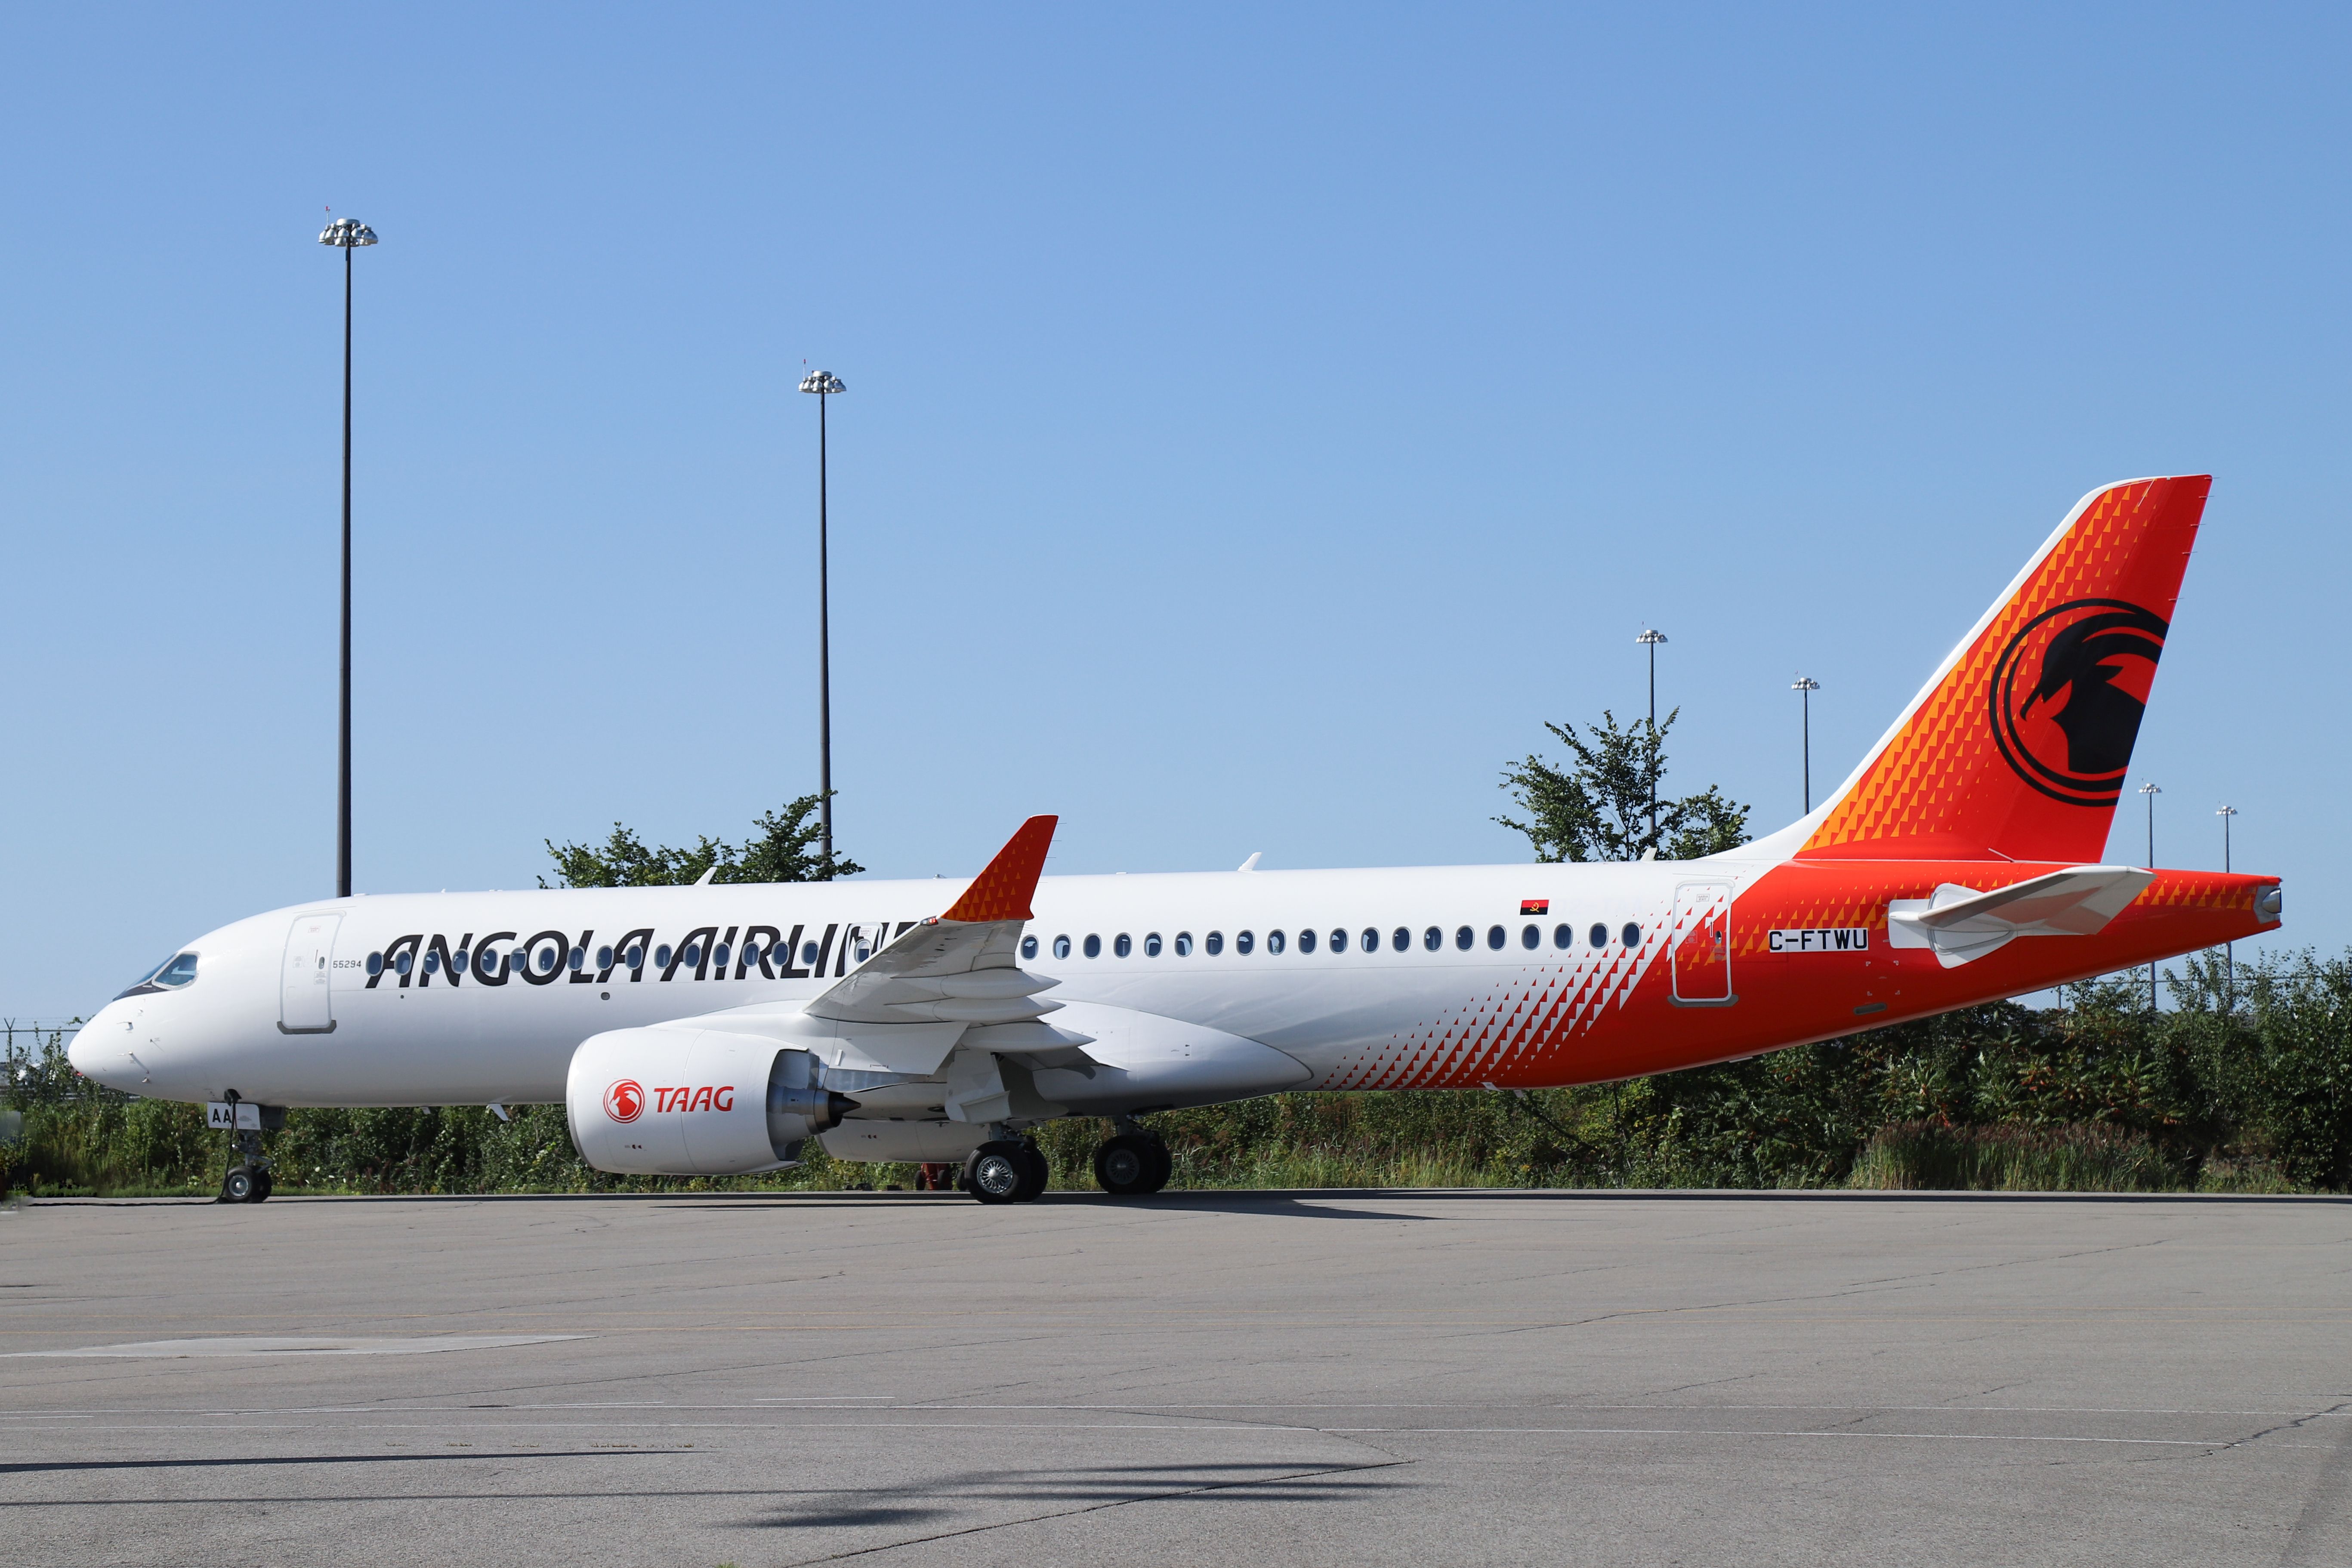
left=215, top=1095, right=278, bottom=1204
left=219, top=1134, right=274, bottom=1204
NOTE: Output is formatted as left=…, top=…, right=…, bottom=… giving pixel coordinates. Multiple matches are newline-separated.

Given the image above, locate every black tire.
left=1094, top=1133, right=1171, bottom=1197
left=1012, top=1143, right=1050, bottom=1203
left=964, top=1142, right=1028, bottom=1205
left=251, top=1171, right=273, bottom=1203
left=220, top=1167, right=255, bottom=1204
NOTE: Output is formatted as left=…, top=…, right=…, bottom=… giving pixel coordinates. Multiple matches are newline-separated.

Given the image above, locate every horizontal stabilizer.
left=1887, top=865, right=2154, bottom=968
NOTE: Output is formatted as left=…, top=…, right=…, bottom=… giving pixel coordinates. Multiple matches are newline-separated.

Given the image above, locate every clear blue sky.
left=4, top=4, right=2343, bottom=1021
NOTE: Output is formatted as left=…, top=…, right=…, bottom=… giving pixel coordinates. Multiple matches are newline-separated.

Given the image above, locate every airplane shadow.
left=734, top=1458, right=1412, bottom=1532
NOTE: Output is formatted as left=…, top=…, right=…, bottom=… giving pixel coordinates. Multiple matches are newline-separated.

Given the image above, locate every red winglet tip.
left=940, top=815, right=1058, bottom=923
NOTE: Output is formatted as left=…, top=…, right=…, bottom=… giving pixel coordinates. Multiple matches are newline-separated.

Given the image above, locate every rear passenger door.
left=1670, top=883, right=1734, bottom=1006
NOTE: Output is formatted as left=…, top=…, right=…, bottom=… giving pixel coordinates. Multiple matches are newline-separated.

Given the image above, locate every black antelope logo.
left=1988, top=597, right=2168, bottom=806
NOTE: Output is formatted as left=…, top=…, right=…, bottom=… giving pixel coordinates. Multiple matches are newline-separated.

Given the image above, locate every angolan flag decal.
left=1520, top=898, right=1549, bottom=916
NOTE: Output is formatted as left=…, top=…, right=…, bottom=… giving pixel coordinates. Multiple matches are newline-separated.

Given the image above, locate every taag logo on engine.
left=1988, top=597, right=2167, bottom=807
left=603, top=1079, right=645, bottom=1124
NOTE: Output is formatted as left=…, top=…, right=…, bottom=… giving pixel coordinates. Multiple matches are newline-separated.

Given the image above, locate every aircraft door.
left=281, top=914, right=343, bottom=1033
left=1670, top=883, right=1735, bottom=1005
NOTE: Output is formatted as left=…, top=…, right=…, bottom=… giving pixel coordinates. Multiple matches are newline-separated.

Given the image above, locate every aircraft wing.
left=806, top=815, right=1066, bottom=1028
left=1887, top=864, right=2155, bottom=968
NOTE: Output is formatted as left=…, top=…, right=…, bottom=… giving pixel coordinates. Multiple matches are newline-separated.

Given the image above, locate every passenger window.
left=714, top=943, right=732, bottom=970
left=682, top=944, right=702, bottom=969
left=366, top=951, right=384, bottom=976
left=1455, top=925, right=1473, bottom=951
left=1521, top=924, right=1539, bottom=950
left=1553, top=923, right=1571, bottom=949
left=395, top=951, right=413, bottom=976
left=1331, top=928, right=1348, bottom=954
left=597, top=945, right=614, bottom=969
left=1622, top=922, right=1642, bottom=948
left=424, top=951, right=440, bottom=975
left=457, top=947, right=473, bottom=972
left=1590, top=923, right=1608, bottom=949
left=1084, top=934, right=1102, bottom=958
left=1486, top=925, right=1506, bottom=951
left=1145, top=932, right=1163, bottom=957
left=1175, top=932, right=1193, bottom=956
left=656, top=945, right=674, bottom=969
left=1269, top=929, right=1287, bottom=954
left=1298, top=929, right=1315, bottom=954
left=1238, top=930, right=1256, bottom=954
left=1391, top=927, right=1408, bottom=952
left=1022, top=935, right=1039, bottom=960
left=1114, top=933, right=1132, bottom=958
left=1423, top=926, right=1441, bottom=951
left=1053, top=934, right=1072, bottom=959
left=1207, top=931, right=1225, bottom=955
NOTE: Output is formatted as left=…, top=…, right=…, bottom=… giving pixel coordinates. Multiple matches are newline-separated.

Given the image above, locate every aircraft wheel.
left=1012, top=1143, right=1050, bottom=1203
left=251, top=1171, right=273, bottom=1203
left=963, top=1142, right=1028, bottom=1205
left=219, top=1167, right=256, bottom=1204
left=1094, top=1133, right=1172, bottom=1196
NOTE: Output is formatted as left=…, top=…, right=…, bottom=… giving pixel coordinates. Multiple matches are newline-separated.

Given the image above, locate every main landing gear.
left=1093, top=1130, right=1172, bottom=1197
left=963, top=1140, right=1051, bottom=1205
left=960, top=1123, right=1174, bottom=1204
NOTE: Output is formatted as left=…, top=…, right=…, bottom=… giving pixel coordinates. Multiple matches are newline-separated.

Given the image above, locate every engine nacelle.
left=566, top=1028, right=856, bottom=1176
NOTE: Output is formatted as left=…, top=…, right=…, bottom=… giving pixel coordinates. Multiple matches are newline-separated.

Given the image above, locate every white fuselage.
left=73, top=859, right=1729, bottom=1110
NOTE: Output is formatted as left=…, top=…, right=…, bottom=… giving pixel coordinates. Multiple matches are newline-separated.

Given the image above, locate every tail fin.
left=1798, top=475, right=2210, bottom=863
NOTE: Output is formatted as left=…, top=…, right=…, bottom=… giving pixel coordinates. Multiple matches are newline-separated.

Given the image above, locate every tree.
left=542, top=792, right=863, bottom=888
left=1498, top=709, right=1751, bottom=863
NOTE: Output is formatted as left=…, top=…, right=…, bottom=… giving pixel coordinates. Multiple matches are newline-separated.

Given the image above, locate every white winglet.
left=1238, top=852, right=1262, bottom=873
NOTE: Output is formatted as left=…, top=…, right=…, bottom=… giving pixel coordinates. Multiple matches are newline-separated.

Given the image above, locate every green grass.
left=1848, top=1121, right=2185, bottom=1193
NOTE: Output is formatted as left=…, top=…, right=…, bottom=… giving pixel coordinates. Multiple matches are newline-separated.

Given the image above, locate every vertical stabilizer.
left=1796, top=475, right=2210, bottom=863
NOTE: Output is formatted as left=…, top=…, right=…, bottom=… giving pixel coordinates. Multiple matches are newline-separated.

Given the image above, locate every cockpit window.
left=117, top=952, right=198, bottom=998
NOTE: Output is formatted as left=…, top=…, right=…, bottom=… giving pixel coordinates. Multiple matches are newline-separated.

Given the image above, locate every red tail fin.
left=1801, top=476, right=2210, bottom=863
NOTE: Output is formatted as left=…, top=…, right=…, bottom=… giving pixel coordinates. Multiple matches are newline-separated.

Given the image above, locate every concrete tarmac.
left=3, top=1190, right=2349, bottom=1568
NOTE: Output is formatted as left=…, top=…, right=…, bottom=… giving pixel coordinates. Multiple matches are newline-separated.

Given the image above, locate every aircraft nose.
left=66, top=1008, right=111, bottom=1076
left=66, top=1003, right=140, bottom=1087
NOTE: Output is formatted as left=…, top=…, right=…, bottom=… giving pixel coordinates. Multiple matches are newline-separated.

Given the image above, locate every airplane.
left=72, top=475, right=2280, bottom=1204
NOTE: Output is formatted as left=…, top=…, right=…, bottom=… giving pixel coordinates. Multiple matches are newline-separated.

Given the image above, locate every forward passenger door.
left=280, top=914, right=342, bottom=1033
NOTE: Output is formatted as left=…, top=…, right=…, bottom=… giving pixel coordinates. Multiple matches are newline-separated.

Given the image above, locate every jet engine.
left=565, top=1028, right=856, bottom=1176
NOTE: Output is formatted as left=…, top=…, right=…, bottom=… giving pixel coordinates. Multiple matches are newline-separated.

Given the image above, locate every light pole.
left=1636, top=628, right=1667, bottom=842
left=2218, top=805, right=2238, bottom=1006
left=2140, top=781, right=2161, bottom=1010
left=1792, top=675, right=1819, bottom=813
left=318, top=216, right=376, bottom=900
left=799, top=370, right=847, bottom=865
